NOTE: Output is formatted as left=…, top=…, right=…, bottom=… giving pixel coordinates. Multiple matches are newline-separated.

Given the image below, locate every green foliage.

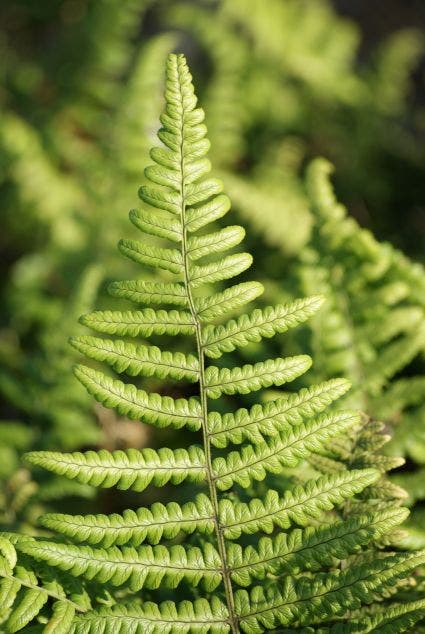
left=2, top=52, right=422, bottom=633
left=0, top=533, right=90, bottom=633
left=275, top=159, right=425, bottom=545
left=170, top=0, right=425, bottom=257
left=0, top=266, right=101, bottom=532
left=1, top=1, right=425, bottom=629
left=0, top=5, right=176, bottom=532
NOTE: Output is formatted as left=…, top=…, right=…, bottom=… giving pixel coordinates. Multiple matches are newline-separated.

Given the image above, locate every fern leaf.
left=40, top=494, right=214, bottom=547
left=0, top=535, right=17, bottom=570
left=79, top=308, right=195, bottom=337
left=227, top=507, right=409, bottom=586
left=5, top=585, right=48, bottom=632
left=70, top=599, right=230, bottom=634
left=235, top=552, right=425, bottom=631
left=19, top=52, right=419, bottom=632
left=202, top=296, right=324, bottom=358
left=220, top=468, right=379, bottom=539
left=208, top=378, right=351, bottom=447
left=73, top=365, right=202, bottom=430
left=188, top=225, right=245, bottom=260
left=213, top=411, right=360, bottom=489
left=185, top=193, right=231, bottom=232
left=44, top=601, right=76, bottom=634
left=108, top=280, right=189, bottom=307
left=189, top=252, right=253, bottom=288
left=139, top=183, right=182, bottom=214
left=0, top=578, right=21, bottom=621
left=352, top=600, right=425, bottom=633
left=70, top=337, right=200, bottom=382
left=195, top=281, right=264, bottom=322
left=0, top=538, right=83, bottom=633
left=118, top=239, right=183, bottom=274
left=19, top=540, right=222, bottom=592
left=129, top=207, right=182, bottom=242
left=205, top=356, right=311, bottom=399
left=25, top=446, right=206, bottom=491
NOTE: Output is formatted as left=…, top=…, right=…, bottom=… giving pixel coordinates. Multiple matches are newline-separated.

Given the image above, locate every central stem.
left=181, top=204, right=239, bottom=634
left=176, top=91, right=238, bottom=634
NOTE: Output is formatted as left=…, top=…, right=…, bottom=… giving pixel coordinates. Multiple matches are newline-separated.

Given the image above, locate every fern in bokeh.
left=0, top=52, right=423, bottom=633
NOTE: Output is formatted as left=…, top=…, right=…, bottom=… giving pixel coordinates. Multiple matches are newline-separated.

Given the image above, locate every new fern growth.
left=3, top=54, right=423, bottom=633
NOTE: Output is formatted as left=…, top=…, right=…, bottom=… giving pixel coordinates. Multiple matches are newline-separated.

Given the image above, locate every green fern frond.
left=72, top=365, right=202, bottom=430
left=349, top=599, right=425, bottom=633
left=227, top=507, right=409, bottom=587
left=70, top=337, right=200, bottom=382
left=108, top=279, right=189, bottom=306
left=213, top=411, right=361, bottom=490
left=205, top=356, right=311, bottom=399
left=19, top=53, right=420, bottom=633
left=195, top=282, right=264, bottom=322
left=80, top=308, right=196, bottom=337
left=208, top=377, right=350, bottom=447
left=0, top=534, right=87, bottom=633
left=40, top=494, right=214, bottom=547
left=26, top=446, right=206, bottom=492
left=18, top=539, right=223, bottom=592
left=235, top=552, right=425, bottom=632
left=219, top=469, right=379, bottom=539
left=70, top=599, right=230, bottom=634
left=202, top=296, right=323, bottom=359
left=265, top=156, right=425, bottom=545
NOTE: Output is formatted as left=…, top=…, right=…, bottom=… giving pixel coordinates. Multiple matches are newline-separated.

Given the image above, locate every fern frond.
left=40, top=494, right=214, bottom=547
left=189, top=252, right=253, bottom=288
left=220, top=469, right=379, bottom=539
left=188, top=225, right=246, bottom=260
left=195, top=282, right=264, bottom=323
left=72, top=365, right=202, bottom=430
left=349, top=599, right=425, bottom=633
left=185, top=193, right=231, bottom=232
left=108, top=279, right=189, bottom=306
left=205, top=356, right=311, bottom=399
left=25, top=446, right=206, bottom=491
left=70, top=337, right=200, bottom=382
left=0, top=534, right=86, bottom=633
left=118, top=239, right=183, bottom=274
left=129, top=207, right=182, bottom=242
left=202, top=296, right=323, bottom=359
left=70, top=599, right=230, bottom=634
left=207, top=378, right=350, bottom=447
left=227, top=507, right=409, bottom=587
left=20, top=53, right=419, bottom=632
left=80, top=308, right=195, bottom=337
left=18, top=540, right=222, bottom=592
left=213, top=411, right=360, bottom=489
left=44, top=601, right=76, bottom=634
left=235, top=552, right=425, bottom=632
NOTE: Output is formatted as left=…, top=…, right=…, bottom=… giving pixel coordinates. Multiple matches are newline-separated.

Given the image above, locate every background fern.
left=1, top=52, right=423, bottom=633
left=254, top=159, right=425, bottom=549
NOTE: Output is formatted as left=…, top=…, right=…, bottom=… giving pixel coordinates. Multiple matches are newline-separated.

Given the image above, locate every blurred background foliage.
left=1, top=0, right=425, bottom=544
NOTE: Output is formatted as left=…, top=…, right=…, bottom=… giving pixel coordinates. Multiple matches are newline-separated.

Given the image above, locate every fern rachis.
left=1, top=53, right=422, bottom=633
